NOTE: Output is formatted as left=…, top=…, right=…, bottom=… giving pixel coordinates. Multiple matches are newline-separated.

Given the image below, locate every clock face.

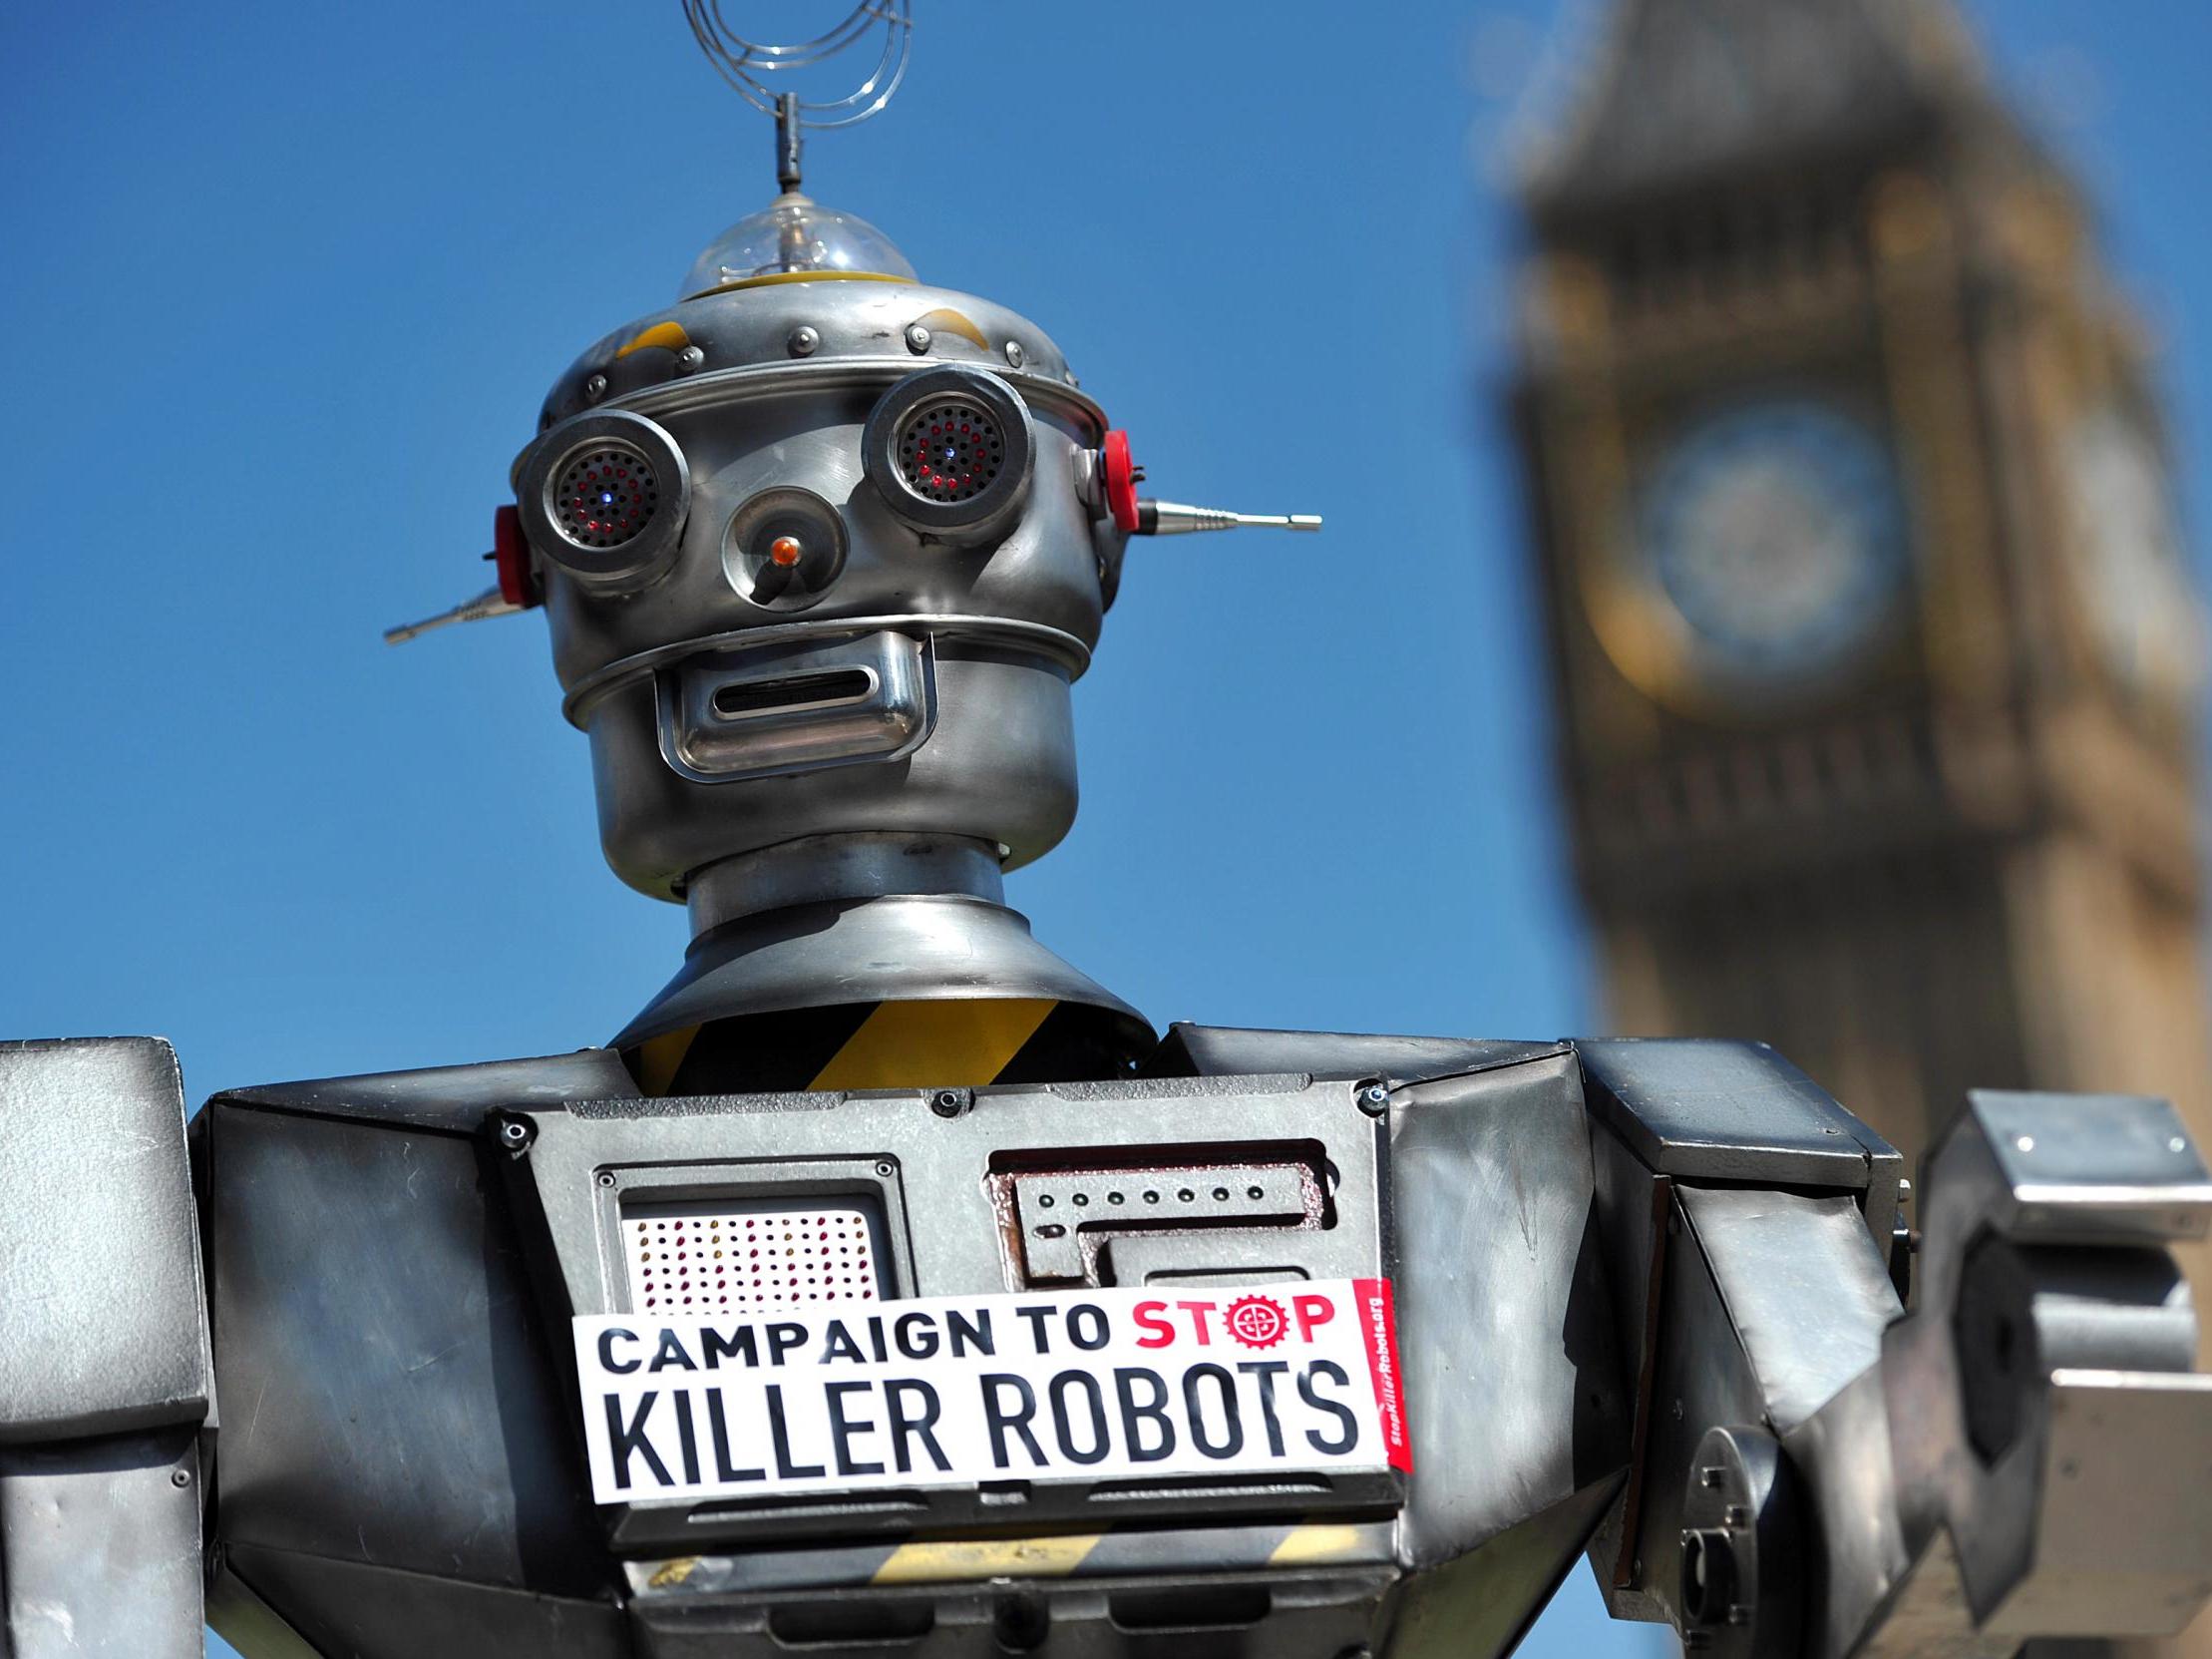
left=2065, top=406, right=2204, bottom=701
left=1638, top=400, right=1910, bottom=687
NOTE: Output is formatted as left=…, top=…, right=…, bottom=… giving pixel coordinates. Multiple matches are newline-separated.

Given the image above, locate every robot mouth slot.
left=656, top=629, right=937, bottom=784
left=709, top=668, right=874, bottom=719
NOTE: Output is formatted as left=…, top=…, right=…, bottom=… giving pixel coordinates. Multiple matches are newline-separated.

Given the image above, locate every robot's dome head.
left=504, top=197, right=1130, bottom=904
left=679, top=193, right=918, bottom=297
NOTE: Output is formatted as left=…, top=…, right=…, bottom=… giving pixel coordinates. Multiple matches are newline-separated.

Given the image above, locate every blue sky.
left=2, top=4, right=2205, bottom=1655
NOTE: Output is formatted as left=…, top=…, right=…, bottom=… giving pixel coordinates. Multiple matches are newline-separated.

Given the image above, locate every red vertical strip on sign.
left=1351, top=1277, right=1412, bottom=1472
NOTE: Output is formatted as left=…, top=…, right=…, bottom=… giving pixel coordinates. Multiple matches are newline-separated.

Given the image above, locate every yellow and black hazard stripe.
left=625, top=998, right=1153, bottom=1098
left=637, top=1518, right=1391, bottom=1596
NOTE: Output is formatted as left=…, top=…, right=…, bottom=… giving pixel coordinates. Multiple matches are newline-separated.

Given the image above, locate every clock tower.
left=1507, top=0, right=2212, bottom=1162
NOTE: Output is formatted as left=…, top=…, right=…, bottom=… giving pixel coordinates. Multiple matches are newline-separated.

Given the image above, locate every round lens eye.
left=517, top=409, right=691, bottom=593
left=896, top=400, right=1003, bottom=505
left=553, top=445, right=659, bottom=549
left=723, top=488, right=848, bottom=612
left=861, top=364, right=1035, bottom=547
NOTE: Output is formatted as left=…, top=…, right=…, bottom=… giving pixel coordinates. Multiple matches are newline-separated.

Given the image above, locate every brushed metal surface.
left=0, top=1037, right=210, bottom=1440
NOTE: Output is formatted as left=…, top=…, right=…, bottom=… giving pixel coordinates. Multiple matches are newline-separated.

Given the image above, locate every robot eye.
left=553, top=445, right=660, bottom=550
left=722, top=487, right=849, bottom=612
left=862, top=365, right=1034, bottom=547
left=518, top=410, right=691, bottom=592
left=896, top=399, right=1003, bottom=506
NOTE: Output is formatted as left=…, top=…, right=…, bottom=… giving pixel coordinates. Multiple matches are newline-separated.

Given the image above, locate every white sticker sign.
left=572, top=1279, right=1411, bottom=1505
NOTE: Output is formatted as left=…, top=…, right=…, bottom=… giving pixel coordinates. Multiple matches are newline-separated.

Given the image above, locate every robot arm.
left=1584, top=1039, right=2212, bottom=1658
left=0, top=1038, right=211, bottom=1659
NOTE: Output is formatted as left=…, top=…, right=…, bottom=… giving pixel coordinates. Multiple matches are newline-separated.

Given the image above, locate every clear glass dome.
left=679, top=194, right=917, bottom=299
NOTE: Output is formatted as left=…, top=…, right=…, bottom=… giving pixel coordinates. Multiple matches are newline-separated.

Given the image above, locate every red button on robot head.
left=1101, top=429, right=1142, bottom=534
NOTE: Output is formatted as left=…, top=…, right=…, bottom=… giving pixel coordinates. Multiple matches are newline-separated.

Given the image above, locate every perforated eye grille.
left=625, top=1202, right=879, bottom=1315
left=553, top=445, right=659, bottom=550
left=899, top=401, right=1002, bottom=504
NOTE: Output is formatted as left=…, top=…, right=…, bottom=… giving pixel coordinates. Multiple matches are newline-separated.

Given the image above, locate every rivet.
left=1063, top=369, right=1080, bottom=387
left=874, top=1160, right=895, bottom=1178
left=583, top=373, right=608, bottom=401
left=171, top=1467, right=191, bottom=1488
left=595, top=1171, right=617, bottom=1189
left=905, top=323, right=931, bottom=354
left=674, top=344, right=705, bottom=373
left=930, top=1088, right=965, bottom=1118
left=1355, top=1079, right=1389, bottom=1115
left=2016, top=1135, right=2035, bottom=1153
left=788, top=325, right=820, bottom=358
left=1003, top=340, right=1025, bottom=368
left=2171, top=1137, right=2188, bottom=1154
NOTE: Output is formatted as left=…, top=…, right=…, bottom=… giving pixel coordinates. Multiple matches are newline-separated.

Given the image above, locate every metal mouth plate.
left=655, top=628, right=935, bottom=784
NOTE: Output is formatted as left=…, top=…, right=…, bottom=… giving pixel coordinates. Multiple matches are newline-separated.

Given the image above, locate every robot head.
left=390, top=189, right=1311, bottom=913
left=499, top=194, right=1132, bottom=902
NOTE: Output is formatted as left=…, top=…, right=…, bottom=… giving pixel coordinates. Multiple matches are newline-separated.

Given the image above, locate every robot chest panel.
left=202, top=1048, right=1621, bottom=1650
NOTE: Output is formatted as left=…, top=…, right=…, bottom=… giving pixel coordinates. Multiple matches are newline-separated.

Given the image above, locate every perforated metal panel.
left=898, top=400, right=1003, bottom=503
left=621, top=1197, right=882, bottom=1315
left=553, top=444, right=659, bottom=549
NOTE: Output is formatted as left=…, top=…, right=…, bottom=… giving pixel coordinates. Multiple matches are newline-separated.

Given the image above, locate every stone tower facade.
left=1507, top=0, right=2212, bottom=1164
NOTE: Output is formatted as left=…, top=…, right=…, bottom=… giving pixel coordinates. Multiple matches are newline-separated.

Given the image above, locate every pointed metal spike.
left=383, top=586, right=524, bottom=646
left=1135, top=501, right=1323, bottom=536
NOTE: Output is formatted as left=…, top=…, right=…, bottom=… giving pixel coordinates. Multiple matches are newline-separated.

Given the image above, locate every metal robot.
left=6, top=10, right=2211, bottom=1658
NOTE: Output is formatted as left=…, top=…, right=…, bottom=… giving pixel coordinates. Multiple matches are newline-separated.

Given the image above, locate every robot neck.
left=684, top=834, right=1008, bottom=935
left=608, top=833, right=1152, bottom=1074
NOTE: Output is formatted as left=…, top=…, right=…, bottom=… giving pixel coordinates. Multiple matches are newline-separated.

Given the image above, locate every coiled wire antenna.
left=682, top=2, right=914, bottom=190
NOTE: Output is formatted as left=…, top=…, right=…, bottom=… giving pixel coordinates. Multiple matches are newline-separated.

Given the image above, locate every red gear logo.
left=1224, top=1294, right=1288, bottom=1350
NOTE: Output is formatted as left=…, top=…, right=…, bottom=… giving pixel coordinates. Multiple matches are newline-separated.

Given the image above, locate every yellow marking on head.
left=910, top=307, right=990, bottom=350
left=682, top=269, right=917, bottom=299
left=646, top=1556, right=701, bottom=1588
left=615, top=321, right=693, bottom=359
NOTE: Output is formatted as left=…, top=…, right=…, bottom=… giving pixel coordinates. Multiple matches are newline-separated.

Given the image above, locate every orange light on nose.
left=768, top=535, right=804, bottom=568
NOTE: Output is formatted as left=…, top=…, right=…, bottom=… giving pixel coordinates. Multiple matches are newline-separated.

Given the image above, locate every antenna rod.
left=1134, top=502, right=1323, bottom=536
left=775, top=91, right=803, bottom=193
left=383, top=587, right=522, bottom=646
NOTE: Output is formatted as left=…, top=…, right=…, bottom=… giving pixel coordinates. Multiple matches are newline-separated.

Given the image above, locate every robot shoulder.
left=1574, top=1037, right=1904, bottom=1248
left=209, top=1044, right=636, bottom=1132
left=0, top=1036, right=209, bottom=1439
